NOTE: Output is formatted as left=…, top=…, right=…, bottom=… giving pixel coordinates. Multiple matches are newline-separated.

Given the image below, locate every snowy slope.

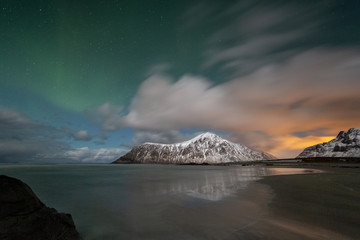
left=297, top=128, right=360, bottom=158
left=113, top=132, right=276, bottom=164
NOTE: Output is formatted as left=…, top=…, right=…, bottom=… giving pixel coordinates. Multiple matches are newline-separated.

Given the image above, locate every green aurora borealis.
left=1, top=0, right=209, bottom=110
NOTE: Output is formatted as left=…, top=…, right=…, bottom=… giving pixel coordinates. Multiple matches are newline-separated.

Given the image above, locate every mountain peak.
left=143, top=132, right=225, bottom=147
left=347, top=128, right=360, bottom=136
left=114, top=132, right=275, bottom=164
left=195, top=132, right=219, bottom=138
left=298, top=128, right=360, bottom=158
left=187, top=132, right=224, bottom=142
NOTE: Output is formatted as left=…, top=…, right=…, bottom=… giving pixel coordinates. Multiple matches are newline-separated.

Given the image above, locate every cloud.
left=122, top=74, right=235, bottom=130
left=90, top=48, right=360, bottom=157
left=93, top=132, right=108, bottom=145
left=72, top=130, right=92, bottom=141
left=0, top=107, right=69, bottom=162
left=292, top=128, right=329, bottom=138
left=204, top=29, right=306, bottom=70
left=0, top=138, right=68, bottom=162
left=227, top=131, right=279, bottom=153
left=199, top=1, right=323, bottom=78
left=0, top=107, right=34, bottom=126
left=39, top=147, right=126, bottom=163
left=0, top=107, right=113, bottom=163
left=85, top=102, right=123, bottom=131
left=73, top=130, right=91, bottom=141
left=62, top=127, right=92, bottom=141
left=126, top=48, right=360, bottom=134
left=130, top=130, right=193, bottom=146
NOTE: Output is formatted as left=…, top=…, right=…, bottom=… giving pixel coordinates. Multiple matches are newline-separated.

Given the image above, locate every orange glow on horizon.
left=270, top=135, right=335, bottom=158
left=281, top=136, right=335, bottom=150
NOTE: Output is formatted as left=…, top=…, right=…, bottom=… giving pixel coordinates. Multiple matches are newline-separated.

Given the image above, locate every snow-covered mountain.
left=113, top=132, right=276, bottom=164
left=297, top=128, right=360, bottom=158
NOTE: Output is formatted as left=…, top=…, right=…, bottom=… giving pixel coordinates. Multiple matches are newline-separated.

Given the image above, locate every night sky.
left=1, top=0, right=359, bottom=162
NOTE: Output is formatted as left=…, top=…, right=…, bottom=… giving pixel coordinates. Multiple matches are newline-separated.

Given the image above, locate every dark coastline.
left=249, top=166, right=360, bottom=240
left=112, top=157, right=360, bottom=168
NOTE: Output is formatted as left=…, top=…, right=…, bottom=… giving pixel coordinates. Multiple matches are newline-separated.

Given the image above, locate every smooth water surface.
left=0, top=164, right=317, bottom=240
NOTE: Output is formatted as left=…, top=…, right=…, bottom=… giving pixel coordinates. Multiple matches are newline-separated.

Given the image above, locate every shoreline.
left=113, top=157, right=360, bottom=168
left=250, top=166, right=360, bottom=240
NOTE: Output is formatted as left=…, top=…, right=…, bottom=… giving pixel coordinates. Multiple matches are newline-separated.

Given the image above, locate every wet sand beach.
left=244, top=167, right=360, bottom=240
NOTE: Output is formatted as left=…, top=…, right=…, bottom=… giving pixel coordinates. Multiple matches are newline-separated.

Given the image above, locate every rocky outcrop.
left=113, top=132, right=276, bottom=164
left=0, top=175, right=81, bottom=240
left=297, top=128, right=360, bottom=158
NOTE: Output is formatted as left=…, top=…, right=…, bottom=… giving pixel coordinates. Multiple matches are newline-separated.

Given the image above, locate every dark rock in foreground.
left=0, top=175, right=81, bottom=240
left=298, top=128, right=360, bottom=158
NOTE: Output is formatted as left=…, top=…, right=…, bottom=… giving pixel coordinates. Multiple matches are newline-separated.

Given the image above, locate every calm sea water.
left=0, top=164, right=316, bottom=240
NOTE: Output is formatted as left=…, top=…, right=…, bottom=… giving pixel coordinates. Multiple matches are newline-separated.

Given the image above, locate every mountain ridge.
left=297, top=128, right=360, bottom=158
left=113, top=132, right=276, bottom=164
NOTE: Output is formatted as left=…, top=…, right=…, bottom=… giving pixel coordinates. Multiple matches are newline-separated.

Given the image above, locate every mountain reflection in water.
left=0, top=164, right=322, bottom=240
left=140, top=166, right=321, bottom=201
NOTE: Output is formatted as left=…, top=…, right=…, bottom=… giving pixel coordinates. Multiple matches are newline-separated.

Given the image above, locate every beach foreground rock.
left=0, top=175, right=81, bottom=240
